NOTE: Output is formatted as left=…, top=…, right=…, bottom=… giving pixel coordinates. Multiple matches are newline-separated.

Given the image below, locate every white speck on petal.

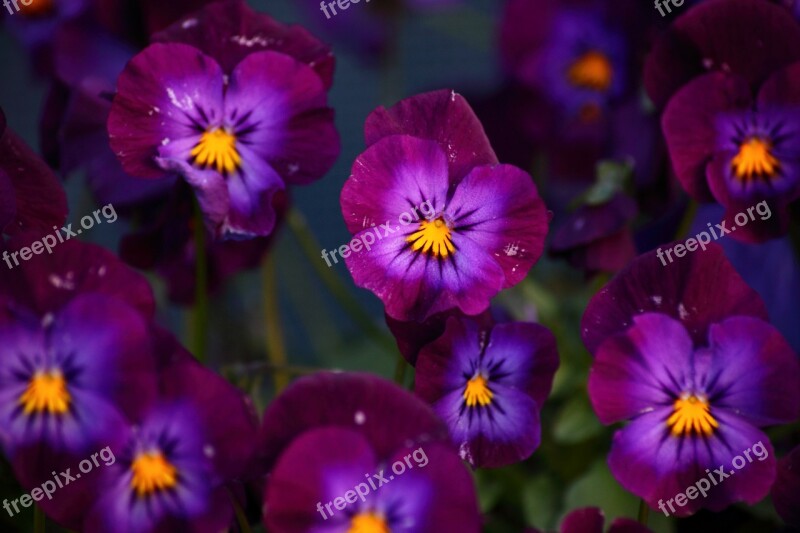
left=354, top=411, right=366, bottom=425
left=651, top=295, right=662, bottom=305
left=678, top=303, right=689, bottom=319
left=161, top=138, right=171, bottom=146
left=182, top=18, right=198, bottom=29
left=203, top=445, right=215, bottom=458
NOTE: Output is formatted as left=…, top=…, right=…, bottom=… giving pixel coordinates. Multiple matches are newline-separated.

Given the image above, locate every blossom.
left=80, top=346, right=259, bottom=533
left=260, top=372, right=481, bottom=531
left=588, top=313, right=800, bottom=515
left=415, top=317, right=558, bottom=467
left=662, top=64, right=800, bottom=241
left=0, top=108, right=68, bottom=236
left=771, top=444, right=800, bottom=528
left=108, top=2, right=339, bottom=239
left=0, top=294, right=158, bottom=487
left=581, top=244, right=768, bottom=355
left=644, top=0, right=800, bottom=109
left=341, top=90, right=548, bottom=322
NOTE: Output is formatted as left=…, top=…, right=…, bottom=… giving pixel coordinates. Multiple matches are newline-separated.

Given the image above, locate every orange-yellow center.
left=348, top=512, right=391, bottom=533
left=19, top=371, right=71, bottom=415
left=463, top=374, right=493, bottom=408
left=130, top=452, right=179, bottom=497
left=731, top=137, right=780, bottom=181
left=406, top=217, right=455, bottom=258
left=190, top=128, right=241, bottom=175
left=567, top=51, right=614, bottom=91
left=20, top=0, right=53, bottom=17
left=666, top=394, right=718, bottom=437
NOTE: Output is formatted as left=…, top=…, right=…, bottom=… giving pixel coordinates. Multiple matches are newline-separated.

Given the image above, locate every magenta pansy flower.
left=589, top=313, right=800, bottom=515
left=108, top=3, right=339, bottom=239
left=415, top=317, right=559, bottom=467
left=340, top=90, right=549, bottom=322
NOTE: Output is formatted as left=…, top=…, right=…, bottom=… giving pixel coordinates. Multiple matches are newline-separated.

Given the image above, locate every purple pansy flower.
left=260, top=372, right=480, bottom=532
left=108, top=4, right=339, bottom=239
left=581, top=244, right=768, bottom=355
left=415, top=317, right=559, bottom=468
left=589, top=313, right=800, bottom=515
left=0, top=294, right=158, bottom=485
left=500, top=0, right=628, bottom=122
left=78, top=348, right=259, bottom=533
left=0, top=108, right=68, bottom=237
left=662, top=65, right=800, bottom=242
left=644, top=0, right=800, bottom=109
left=771, top=444, right=800, bottom=528
left=341, top=90, right=548, bottom=322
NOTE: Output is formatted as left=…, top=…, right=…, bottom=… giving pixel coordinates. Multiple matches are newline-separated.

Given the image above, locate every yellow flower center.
left=190, top=127, right=241, bottom=175
left=21, top=0, right=53, bottom=17
left=19, top=371, right=71, bottom=415
left=406, top=217, right=455, bottom=258
left=463, top=374, right=493, bottom=408
left=567, top=51, right=614, bottom=91
left=731, top=137, right=780, bottom=181
left=130, top=452, right=179, bottom=497
left=348, top=512, right=391, bottom=533
left=666, top=394, right=719, bottom=437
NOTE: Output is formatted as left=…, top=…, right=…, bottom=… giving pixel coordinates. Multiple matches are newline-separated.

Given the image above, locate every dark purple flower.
left=662, top=65, right=800, bottom=242
left=551, top=192, right=638, bottom=274
left=500, top=0, right=629, bottom=121
left=266, top=428, right=479, bottom=532
left=771, top=444, right=800, bottom=527
left=0, top=108, right=68, bottom=237
left=415, top=317, right=558, bottom=468
left=559, top=507, right=652, bottom=533
left=260, top=372, right=480, bottom=532
left=0, top=294, right=158, bottom=486
left=589, top=313, right=800, bottom=515
left=108, top=7, right=339, bottom=239
left=79, top=349, right=258, bottom=533
left=644, top=0, right=800, bottom=109
left=581, top=244, right=768, bottom=355
left=341, top=90, right=548, bottom=322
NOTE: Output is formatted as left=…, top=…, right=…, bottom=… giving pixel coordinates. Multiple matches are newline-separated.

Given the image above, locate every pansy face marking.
left=348, top=512, right=391, bottom=533
left=666, top=393, right=719, bottom=437
left=190, top=127, right=242, bottom=175
left=463, top=373, right=493, bottom=408
left=568, top=50, right=614, bottom=92
left=406, top=217, right=455, bottom=259
left=130, top=450, right=179, bottom=497
left=731, top=137, right=780, bottom=183
left=19, top=370, right=71, bottom=415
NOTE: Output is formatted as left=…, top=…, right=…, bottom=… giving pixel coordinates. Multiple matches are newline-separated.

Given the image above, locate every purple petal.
left=364, top=90, right=498, bottom=183
left=108, top=43, right=225, bottom=179
left=341, top=135, right=450, bottom=236
left=581, top=244, right=768, bottom=355
left=771, top=445, right=800, bottom=528
left=446, top=163, right=549, bottom=288
left=589, top=314, right=694, bottom=424
left=661, top=73, right=752, bottom=203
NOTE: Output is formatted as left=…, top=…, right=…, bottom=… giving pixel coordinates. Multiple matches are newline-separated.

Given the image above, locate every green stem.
left=674, top=199, right=698, bottom=241
left=286, top=209, right=395, bottom=353
left=191, top=200, right=209, bottom=362
left=34, top=506, right=45, bottom=533
left=638, top=498, right=650, bottom=526
left=228, top=489, right=252, bottom=533
left=394, top=353, right=408, bottom=386
left=263, top=255, right=289, bottom=394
